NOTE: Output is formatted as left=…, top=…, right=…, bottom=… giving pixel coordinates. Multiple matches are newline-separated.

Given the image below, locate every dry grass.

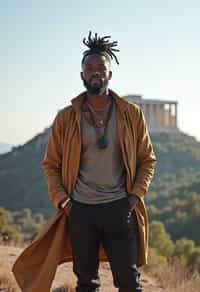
left=0, top=240, right=28, bottom=249
left=0, top=264, right=76, bottom=292
left=0, top=265, right=19, bottom=292
left=1, top=243, right=200, bottom=292
left=155, top=263, right=200, bottom=292
left=52, top=280, right=76, bottom=292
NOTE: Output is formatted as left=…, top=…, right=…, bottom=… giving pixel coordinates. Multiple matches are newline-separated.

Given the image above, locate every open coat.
left=12, top=89, right=157, bottom=292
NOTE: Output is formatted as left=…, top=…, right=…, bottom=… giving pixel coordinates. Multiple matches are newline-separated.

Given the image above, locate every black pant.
left=68, top=197, right=143, bottom=292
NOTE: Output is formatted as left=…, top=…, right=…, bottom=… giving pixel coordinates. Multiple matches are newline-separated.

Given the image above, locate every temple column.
left=153, top=103, right=156, bottom=127
left=160, top=104, right=165, bottom=126
left=153, top=104, right=157, bottom=127
left=175, top=103, right=177, bottom=128
left=145, top=103, right=150, bottom=126
left=163, top=104, right=167, bottom=126
left=169, top=104, right=172, bottom=127
left=148, top=103, right=154, bottom=129
left=164, top=104, right=170, bottom=127
left=153, top=104, right=158, bottom=128
left=155, top=103, right=161, bottom=127
left=142, top=103, right=147, bottom=119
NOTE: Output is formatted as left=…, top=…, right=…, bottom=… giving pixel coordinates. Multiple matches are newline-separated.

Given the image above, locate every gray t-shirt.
left=71, top=100, right=127, bottom=204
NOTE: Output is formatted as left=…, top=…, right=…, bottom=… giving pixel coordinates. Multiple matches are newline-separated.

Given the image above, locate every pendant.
left=98, top=136, right=108, bottom=149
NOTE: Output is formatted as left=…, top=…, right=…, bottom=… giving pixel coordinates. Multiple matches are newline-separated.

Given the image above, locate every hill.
left=0, top=128, right=200, bottom=242
left=0, top=128, right=54, bottom=217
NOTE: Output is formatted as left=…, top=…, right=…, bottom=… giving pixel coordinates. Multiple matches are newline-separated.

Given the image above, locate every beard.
left=82, top=77, right=109, bottom=95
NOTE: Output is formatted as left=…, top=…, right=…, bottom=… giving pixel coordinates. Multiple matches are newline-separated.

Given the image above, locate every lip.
left=91, top=77, right=101, bottom=81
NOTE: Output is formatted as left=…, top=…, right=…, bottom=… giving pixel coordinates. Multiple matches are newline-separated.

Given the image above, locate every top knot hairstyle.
left=82, top=31, right=120, bottom=65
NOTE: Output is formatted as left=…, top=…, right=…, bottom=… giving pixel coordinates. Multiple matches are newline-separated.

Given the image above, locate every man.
left=12, top=31, right=156, bottom=292
left=41, top=31, right=156, bottom=292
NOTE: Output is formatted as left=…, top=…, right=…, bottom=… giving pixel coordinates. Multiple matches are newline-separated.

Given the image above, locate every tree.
left=188, top=247, right=200, bottom=273
left=173, top=237, right=195, bottom=265
left=149, top=221, right=175, bottom=259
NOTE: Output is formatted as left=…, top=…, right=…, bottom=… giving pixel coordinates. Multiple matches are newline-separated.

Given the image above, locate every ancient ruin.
left=123, top=95, right=178, bottom=133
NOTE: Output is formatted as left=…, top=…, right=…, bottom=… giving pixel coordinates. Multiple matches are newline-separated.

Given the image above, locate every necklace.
left=82, top=97, right=113, bottom=149
left=86, top=99, right=111, bottom=127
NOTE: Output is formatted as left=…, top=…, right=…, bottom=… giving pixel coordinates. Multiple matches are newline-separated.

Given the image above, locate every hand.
left=63, top=200, right=73, bottom=217
left=128, top=194, right=139, bottom=211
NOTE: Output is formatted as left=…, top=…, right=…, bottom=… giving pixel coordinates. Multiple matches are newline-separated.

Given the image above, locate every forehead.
left=82, top=54, right=110, bottom=67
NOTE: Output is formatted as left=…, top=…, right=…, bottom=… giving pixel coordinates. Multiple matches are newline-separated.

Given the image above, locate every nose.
left=93, top=71, right=100, bottom=77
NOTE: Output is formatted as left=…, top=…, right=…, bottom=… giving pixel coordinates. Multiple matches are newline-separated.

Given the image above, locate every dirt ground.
left=0, top=245, right=167, bottom=291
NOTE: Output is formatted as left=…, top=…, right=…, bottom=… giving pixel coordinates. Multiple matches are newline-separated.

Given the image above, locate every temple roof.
left=123, top=95, right=178, bottom=105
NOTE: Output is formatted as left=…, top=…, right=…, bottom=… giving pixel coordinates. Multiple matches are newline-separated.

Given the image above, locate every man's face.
left=81, top=54, right=112, bottom=95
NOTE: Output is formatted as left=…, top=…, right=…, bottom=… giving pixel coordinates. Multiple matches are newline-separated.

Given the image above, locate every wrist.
left=129, top=193, right=139, bottom=200
left=61, top=197, right=71, bottom=209
left=128, top=194, right=139, bottom=206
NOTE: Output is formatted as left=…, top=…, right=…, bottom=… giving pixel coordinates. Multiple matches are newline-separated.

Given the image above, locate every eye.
left=100, top=68, right=107, bottom=72
left=99, top=65, right=107, bottom=71
left=85, top=67, right=93, bottom=72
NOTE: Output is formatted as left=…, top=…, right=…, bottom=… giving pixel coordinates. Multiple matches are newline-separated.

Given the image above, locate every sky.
left=0, top=0, right=200, bottom=145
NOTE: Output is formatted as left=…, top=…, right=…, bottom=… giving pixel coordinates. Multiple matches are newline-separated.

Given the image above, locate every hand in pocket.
left=63, top=200, right=73, bottom=217
left=128, top=195, right=139, bottom=212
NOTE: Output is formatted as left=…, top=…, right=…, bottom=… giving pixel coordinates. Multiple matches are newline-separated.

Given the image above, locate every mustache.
left=82, top=76, right=109, bottom=95
left=89, top=76, right=103, bottom=82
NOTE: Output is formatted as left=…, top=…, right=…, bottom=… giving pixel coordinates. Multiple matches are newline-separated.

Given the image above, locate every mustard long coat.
left=12, top=89, right=157, bottom=292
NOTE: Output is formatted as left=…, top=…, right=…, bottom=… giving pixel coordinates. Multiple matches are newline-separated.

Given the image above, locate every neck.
left=86, top=88, right=110, bottom=108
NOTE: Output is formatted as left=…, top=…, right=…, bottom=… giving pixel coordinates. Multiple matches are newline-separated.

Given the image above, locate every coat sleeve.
left=131, top=108, right=157, bottom=198
left=42, top=112, right=69, bottom=209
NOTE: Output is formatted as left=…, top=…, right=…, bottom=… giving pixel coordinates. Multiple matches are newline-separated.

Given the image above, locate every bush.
left=144, top=247, right=167, bottom=276
left=149, top=221, right=175, bottom=259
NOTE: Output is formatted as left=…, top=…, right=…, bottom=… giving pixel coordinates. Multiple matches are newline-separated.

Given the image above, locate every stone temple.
left=123, top=94, right=178, bottom=133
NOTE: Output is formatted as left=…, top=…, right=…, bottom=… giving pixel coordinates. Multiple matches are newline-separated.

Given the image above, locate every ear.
left=108, top=71, right=112, bottom=80
left=80, top=72, right=84, bottom=80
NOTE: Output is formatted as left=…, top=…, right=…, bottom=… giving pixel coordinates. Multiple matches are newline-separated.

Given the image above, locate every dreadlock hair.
left=81, top=31, right=120, bottom=66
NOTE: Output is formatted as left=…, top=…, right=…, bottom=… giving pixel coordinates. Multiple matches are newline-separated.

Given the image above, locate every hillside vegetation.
left=0, top=130, right=200, bottom=245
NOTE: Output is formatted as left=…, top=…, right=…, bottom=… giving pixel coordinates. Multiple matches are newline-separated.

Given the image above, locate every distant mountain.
left=0, top=142, right=13, bottom=154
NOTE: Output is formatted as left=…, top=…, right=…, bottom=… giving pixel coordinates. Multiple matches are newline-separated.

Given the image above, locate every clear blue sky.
left=1, top=0, right=200, bottom=145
